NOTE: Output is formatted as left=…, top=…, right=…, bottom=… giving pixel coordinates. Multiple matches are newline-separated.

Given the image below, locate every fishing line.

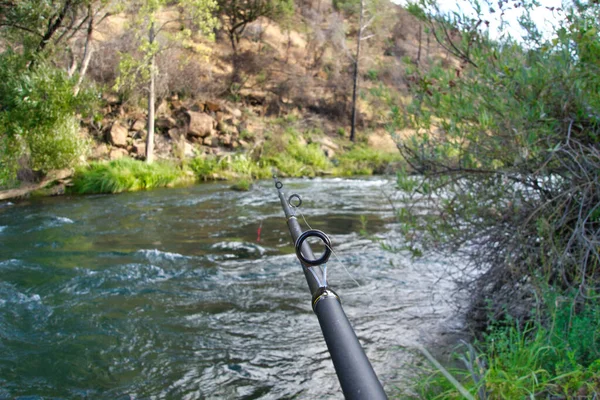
left=290, top=203, right=361, bottom=288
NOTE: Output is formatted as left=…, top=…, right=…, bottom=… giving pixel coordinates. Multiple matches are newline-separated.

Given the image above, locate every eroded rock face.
left=108, top=122, right=129, bottom=147
left=186, top=111, right=215, bottom=138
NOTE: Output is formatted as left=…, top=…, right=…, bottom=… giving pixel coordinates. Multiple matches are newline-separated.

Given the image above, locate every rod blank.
left=274, top=179, right=387, bottom=400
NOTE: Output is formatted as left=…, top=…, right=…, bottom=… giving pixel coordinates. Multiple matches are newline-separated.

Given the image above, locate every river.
left=0, top=177, right=463, bottom=399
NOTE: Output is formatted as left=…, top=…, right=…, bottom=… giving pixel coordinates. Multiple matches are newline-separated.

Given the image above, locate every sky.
left=392, top=0, right=566, bottom=41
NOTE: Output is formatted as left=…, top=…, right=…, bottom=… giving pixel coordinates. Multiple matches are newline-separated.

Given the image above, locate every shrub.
left=396, top=1, right=600, bottom=320
left=0, top=51, right=95, bottom=188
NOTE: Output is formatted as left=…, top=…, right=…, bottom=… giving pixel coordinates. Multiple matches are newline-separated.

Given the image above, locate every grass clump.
left=414, top=292, right=600, bottom=399
left=261, top=135, right=332, bottom=177
left=70, top=158, right=185, bottom=194
left=335, top=146, right=402, bottom=176
left=189, top=154, right=270, bottom=181
left=230, top=178, right=252, bottom=191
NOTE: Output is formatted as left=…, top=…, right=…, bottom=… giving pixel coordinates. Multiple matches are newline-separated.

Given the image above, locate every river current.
left=0, top=177, right=463, bottom=399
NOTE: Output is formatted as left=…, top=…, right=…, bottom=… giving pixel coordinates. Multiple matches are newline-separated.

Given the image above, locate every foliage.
left=70, top=158, right=185, bottom=194
left=0, top=0, right=90, bottom=58
left=113, top=0, right=218, bottom=96
left=0, top=51, right=95, bottom=188
left=216, top=0, right=294, bottom=51
left=188, top=133, right=402, bottom=181
left=230, top=178, right=252, bottom=191
left=414, top=291, right=600, bottom=399
left=261, top=135, right=332, bottom=176
left=189, top=153, right=270, bottom=180
left=332, top=0, right=360, bottom=14
left=335, top=146, right=402, bottom=176
left=395, top=0, right=600, bottom=315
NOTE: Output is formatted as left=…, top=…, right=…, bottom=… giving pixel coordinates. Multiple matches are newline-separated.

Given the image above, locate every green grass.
left=335, top=146, right=403, bottom=176
left=188, top=138, right=404, bottom=181
left=189, top=153, right=270, bottom=181
left=70, top=158, right=186, bottom=194
left=413, top=291, right=600, bottom=399
left=230, top=178, right=252, bottom=191
left=261, top=137, right=332, bottom=176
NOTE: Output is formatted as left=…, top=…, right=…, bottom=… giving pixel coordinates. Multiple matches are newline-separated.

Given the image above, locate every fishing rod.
left=273, top=177, right=388, bottom=400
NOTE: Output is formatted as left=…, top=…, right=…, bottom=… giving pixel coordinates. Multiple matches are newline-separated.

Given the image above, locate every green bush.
left=0, top=51, right=95, bottom=188
left=70, top=158, right=184, bottom=194
left=396, top=0, right=600, bottom=308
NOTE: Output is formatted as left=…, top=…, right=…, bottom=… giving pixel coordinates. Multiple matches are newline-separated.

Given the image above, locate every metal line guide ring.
left=295, top=230, right=332, bottom=266
left=288, top=194, right=302, bottom=208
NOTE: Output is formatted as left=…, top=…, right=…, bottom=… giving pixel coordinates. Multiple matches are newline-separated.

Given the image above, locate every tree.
left=114, top=0, right=218, bottom=163
left=334, top=0, right=389, bottom=142
left=216, top=0, right=293, bottom=54
left=0, top=51, right=95, bottom=188
left=394, top=0, right=600, bottom=321
left=0, top=0, right=117, bottom=93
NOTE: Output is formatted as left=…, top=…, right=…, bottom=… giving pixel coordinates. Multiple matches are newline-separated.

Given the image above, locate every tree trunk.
left=36, top=0, right=73, bottom=54
left=74, top=7, right=94, bottom=96
left=350, top=0, right=364, bottom=143
left=417, top=25, right=422, bottom=67
left=146, top=22, right=156, bottom=164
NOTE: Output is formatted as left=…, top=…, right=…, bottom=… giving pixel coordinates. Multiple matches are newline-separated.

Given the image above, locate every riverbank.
left=1, top=130, right=403, bottom=199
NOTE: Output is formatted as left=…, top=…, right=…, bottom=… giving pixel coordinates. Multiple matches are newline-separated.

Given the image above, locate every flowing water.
left=0, top=177, right=464, bottom=399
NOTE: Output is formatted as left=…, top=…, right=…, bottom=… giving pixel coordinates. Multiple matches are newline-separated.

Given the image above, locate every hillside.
left=69, top=1, right=444, bottom=169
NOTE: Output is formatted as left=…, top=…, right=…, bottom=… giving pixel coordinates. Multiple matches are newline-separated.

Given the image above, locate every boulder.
left=156, top=99, right=168, bottom=116
left=187, top=111, right=215, bottom=138
left=168, top=128, right=182, bottom=141
left=191, top=101, right=205, bottom=112
left=203, top=136, right=219, bottom=147
left=171, top=99, right=182, bottom=109
left=108, top=122, right=128, bottom=147
left=205, top=100, right=221, bottom=112
left=156, top=117, right=177, bottom=130
left=219, top=134, right=232, bottom=147
left=314, top=136, right=339, bottom=150
left=323, top=148, right=335, bottom=159
left=131, top=119, right=146, bottom=131
left=183, top=141, right=196, bottom=158
left=109, top=148, right=129, bottom=160
left=102, top=93, right=120, bottom=104
left=91, top=143, right=109, bottom=160
left=133, top=142, right=146, bottom=158
left=229, top=107, right=242, bottom=119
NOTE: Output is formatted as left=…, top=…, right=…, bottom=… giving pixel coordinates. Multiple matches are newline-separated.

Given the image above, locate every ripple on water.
left=0, top=177, right=467, bottom=398
left=211, top=241, right=267, bottom=258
